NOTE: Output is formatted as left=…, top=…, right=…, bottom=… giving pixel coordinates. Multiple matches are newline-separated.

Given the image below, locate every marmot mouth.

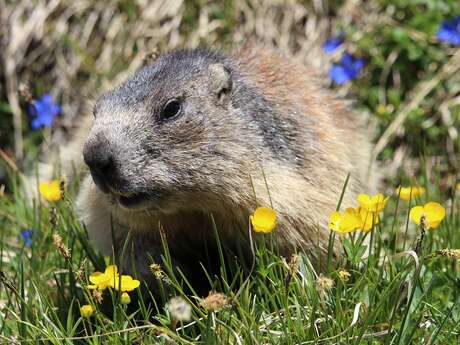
left=117, top=192, right=153, bottom=209
left=115, top=189, right=168, bottom=210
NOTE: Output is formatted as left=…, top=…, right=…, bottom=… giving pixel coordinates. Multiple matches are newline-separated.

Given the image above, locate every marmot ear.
left=208, top=63, right=232, bottom=103
left=143, top=47, right=160, bottom=65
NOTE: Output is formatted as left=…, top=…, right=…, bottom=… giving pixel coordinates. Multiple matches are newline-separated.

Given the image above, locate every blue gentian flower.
left=437, top=16, right=460, bottom=45
left=322, top=36, right=343, bottom=53
left=20, top=228, right=33, bottom=248
left=28, top=94, right=61, bottom=130
left=329, top=52, right=364, bottom=85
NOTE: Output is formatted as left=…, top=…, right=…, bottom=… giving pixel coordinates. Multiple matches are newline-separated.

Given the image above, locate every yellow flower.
left=357, top=193, right=389, bottom=212
left=120, top=292, right=131, bottom=305
left=39, top=180, right=62, bottom=202
left=376, top=104, right=387, bottom=115
left=328, top=209, right=361, bottom=233
left=336, top=207, right=380, bottom=231
left=250, top=207, right=277, bottom=233
left=456, top=183, right=460, bottom=191
left=410, top=202, right=446, bottom=230
left=357, top=207, right=380, bottom=231
left=396, top=186, right=425, bottom=201
left=87, top=265, right=140, bottom=292
left=88, top=265, right=118, bottom=290
left=80, top=304, right=94, bottom=318
left=112, top=275, right=141, bottom=292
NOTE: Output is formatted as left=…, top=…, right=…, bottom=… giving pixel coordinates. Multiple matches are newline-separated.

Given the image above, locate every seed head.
left=150, top=263, right=170, bottom=283
left=436, top=249, right=460, bottom=259
left=52, top=233, right=71, bottom=260
left=337, top=269, right=351, bottom=282
left=167, top=296, right=192, bottom=322
left=201, top=291, right=230, bottom=312
left=49, top=207, right=58, bottom=228
left=288, top=254, right=300, bottom=273
left=75, top=259, right=87, bottom=282
left=317, top=274, right=334, bottom=290
left=316, top=274, right=334, bottom=303
left=92, top=289, right=103, bottom=304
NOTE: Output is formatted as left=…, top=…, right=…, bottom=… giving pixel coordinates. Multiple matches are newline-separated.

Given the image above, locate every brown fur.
left=72, top=43, right=378, bottom=286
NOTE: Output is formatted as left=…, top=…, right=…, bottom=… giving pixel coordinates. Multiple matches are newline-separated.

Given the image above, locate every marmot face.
left=83, top=49, right=260, bottom=214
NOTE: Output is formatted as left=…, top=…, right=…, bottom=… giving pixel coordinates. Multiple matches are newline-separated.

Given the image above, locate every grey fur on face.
left=84, top=48, right=304, bottom=211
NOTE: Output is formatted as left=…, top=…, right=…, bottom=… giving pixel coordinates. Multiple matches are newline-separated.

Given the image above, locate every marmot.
left=76, top=43, right=378, bottom=288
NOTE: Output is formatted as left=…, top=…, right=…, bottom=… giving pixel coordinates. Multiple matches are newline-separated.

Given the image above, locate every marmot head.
left=84, top=48, right=301, bottom=213
left=83, top=49, right=252, bottom=212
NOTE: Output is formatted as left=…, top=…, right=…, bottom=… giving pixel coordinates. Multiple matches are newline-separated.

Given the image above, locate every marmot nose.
left=83, top=133, right=114, bottom=193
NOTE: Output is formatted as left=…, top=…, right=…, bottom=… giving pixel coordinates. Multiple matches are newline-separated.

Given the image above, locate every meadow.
left=1, top=0, right=460, bottom=344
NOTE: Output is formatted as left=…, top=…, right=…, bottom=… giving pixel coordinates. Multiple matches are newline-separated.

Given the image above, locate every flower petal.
left=409, top=206, right=425, bottom=226
left=112, top=275, right=141, bottom=292
left=357, top=194, right=370, bottom=205
left=341, top=212, right=361, bottom=232
left=330, top=65, right=350, bottom=84
left=104, top=265, right=118, bottom=277
left=39, top=180, right=62, bottom=202
left=251, top=207, right=277, bottom=233
left=359, top=208, right=379, bottom=231
left=328, top=209, right=360, bottom=233
left=328, top=211, right=342, bottom=232
left=28, top=94, right=60, bottom=130
left=424, top=202, right=446, bottom=223
left=396, top=186, right=425, bottom=201
left=341, top=52, right=353, bottom=66
left=437, top=17, right=460, bottom=45
left=358, top=193, right=388, bottom=212
left=322, top=36, right=343, bottom=53
left=430, top=220, right=442, bottom=229
left=89, top=272, right=110, bottom=289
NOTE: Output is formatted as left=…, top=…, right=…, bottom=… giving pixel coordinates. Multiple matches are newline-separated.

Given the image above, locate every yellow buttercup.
left=410, top=202, right=446, bottom=230
left=251, top=207, right=277, bottom=233
left=396, top=186, right=425, bottom=201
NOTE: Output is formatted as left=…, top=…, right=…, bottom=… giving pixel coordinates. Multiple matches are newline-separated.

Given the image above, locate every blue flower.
left=20, top=228, right=33, bottom=248
left=28, top=94, right=61, bottom=130
left=322, top=36, right=343, bottom=53
left=329, top=52, right=364, bottom=85
left=437, top=16, right=460, bottom=45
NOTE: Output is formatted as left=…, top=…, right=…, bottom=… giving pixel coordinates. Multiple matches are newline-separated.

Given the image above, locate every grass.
left=1, top=0, right=460, bottom=343
left=0, top=166, right=459, bottom=344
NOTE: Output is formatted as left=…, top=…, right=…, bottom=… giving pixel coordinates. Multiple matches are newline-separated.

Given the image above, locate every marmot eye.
left=161, top=99, right=182, bottom=120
